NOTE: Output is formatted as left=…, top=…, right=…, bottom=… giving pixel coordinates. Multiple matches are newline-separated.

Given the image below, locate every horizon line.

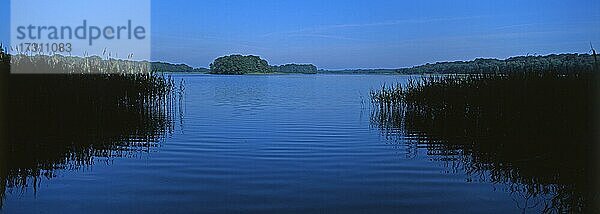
left=156, top=51, right=594, bottom=70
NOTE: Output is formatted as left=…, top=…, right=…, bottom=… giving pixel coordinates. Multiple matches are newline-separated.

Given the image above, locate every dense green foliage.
left=272, top=64, right=317, bottom=74
left=210, top=54, right=272, bottom=74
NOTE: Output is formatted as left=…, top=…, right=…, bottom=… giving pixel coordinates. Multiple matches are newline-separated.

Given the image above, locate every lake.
left=0, top=74, right=592, bottom=213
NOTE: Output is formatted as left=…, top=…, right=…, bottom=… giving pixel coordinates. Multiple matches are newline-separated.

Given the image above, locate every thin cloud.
left=154, top=34, right=268, bottom=50
left=494, top=23, right=537, bottom=30
left=261, top=16, right=487, bottom=38
left=286, top=33, right=365, bottom=41
left=321, top=16, right=487, bottom=29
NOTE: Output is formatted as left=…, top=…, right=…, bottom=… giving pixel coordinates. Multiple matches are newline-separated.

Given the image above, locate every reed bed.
left=10, top=54, right=152, bottom=74
left=371, top=71, right=598, bottom=213
left=0, top=52, right=181, bottom=207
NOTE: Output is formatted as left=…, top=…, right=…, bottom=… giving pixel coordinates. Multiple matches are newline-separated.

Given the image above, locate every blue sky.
left=2, top=0, right=600, bottom=69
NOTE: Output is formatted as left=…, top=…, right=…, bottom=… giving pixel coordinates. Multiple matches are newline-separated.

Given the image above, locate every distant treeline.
left=272, top=64, right=317, bottom=74
left=396, top=54, right=598, bottom=74
left=2, top=44, right=598, bottom=75
left=151, top=62, right=209, bottom=73
left=201, top=53, right=600, bottom=75
left=203, top=53, right=597, bottom=75
left=319, top=54, right=599, bottom=74
left=318, top=69, right=398, bottom=75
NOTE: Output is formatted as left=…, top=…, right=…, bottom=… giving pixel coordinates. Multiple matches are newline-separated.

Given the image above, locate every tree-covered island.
left=209, top=54, right=318, bottom=75
left=209, top=55, right=273, bottom=74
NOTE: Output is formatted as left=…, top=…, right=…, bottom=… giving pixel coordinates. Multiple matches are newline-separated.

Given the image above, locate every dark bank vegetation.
left=370, top=70, right=599, bottom=213
left=0, top=50, right=181, bottom=208
left=321, top=54, right=597, bottom=75
left=272, top=64, right=318, bottom=74
left=122, top=52, right=600, bottom=76
left=151, top=62, right=209, bottom=73
left=9, top=54, right=208, bottom=74
left=10, top=54, right=153, bottom=74
left=396, top=53, right=598, bottom=74
left=318, top=68, right=398, bottom=75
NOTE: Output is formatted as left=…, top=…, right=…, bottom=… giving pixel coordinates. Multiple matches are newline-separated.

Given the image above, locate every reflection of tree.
left=0, top=72, right=181, bottom=208
left=371, top=73, right=598, bottom=213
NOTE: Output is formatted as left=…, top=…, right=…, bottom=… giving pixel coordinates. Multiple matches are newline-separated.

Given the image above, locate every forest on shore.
left=194, top=53, right=600, bottom=75
left=0, top=42, right=597, bottom=75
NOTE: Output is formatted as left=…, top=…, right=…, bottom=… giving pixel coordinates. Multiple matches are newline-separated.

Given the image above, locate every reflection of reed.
left=371, top=72, right=598, bottom=213
left=0, top=58, right=181, bottom=207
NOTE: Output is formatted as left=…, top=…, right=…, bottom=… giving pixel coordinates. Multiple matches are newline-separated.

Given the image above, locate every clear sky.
left=2, top=0, right=600, bottom=69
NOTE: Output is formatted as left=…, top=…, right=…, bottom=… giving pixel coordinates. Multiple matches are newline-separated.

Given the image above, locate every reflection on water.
left=0, top=74, right=597, bottom=213
left=0, top=74, right=181, bottom=207
left=370, top=74, right=598, bottom=213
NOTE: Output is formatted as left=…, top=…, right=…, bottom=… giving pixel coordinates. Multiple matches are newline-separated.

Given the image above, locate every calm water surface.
left=1, top=75, right=575, bottom=213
